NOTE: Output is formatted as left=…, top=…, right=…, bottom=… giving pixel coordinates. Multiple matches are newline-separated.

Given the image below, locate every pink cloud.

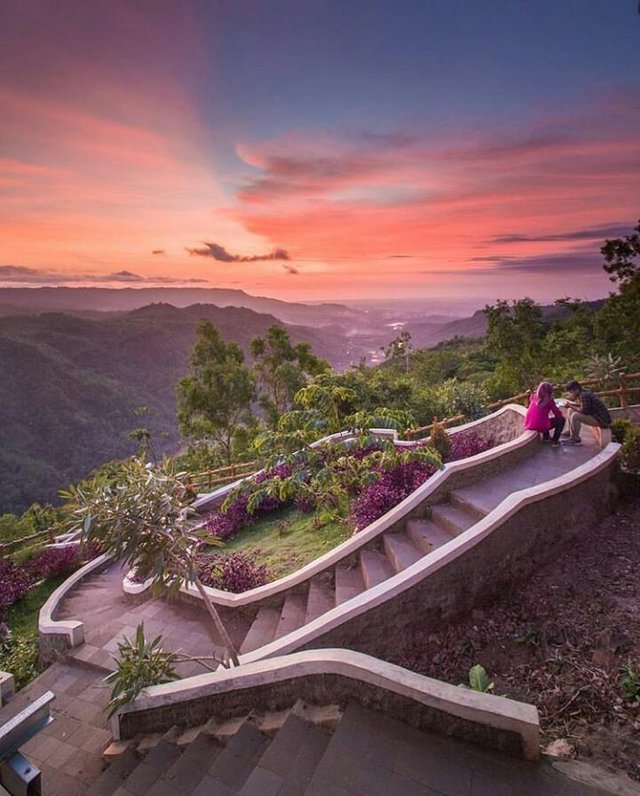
left=228, top=91, right=640, bottom=299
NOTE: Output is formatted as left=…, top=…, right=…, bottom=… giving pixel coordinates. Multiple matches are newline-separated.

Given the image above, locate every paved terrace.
left=56, top=565, right=251, bottom=677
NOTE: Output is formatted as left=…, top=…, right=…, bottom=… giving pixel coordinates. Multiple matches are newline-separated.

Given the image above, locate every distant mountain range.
left=0, top=301, right=365, bottom=513
left=0, top=287, right=378, bottom=329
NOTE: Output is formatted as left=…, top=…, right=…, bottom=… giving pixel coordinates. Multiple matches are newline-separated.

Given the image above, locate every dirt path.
left=391, top=495, right=640, bottom=782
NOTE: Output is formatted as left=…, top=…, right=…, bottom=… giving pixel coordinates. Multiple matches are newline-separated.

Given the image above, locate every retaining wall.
left=113, top=649, right=540, bottom=760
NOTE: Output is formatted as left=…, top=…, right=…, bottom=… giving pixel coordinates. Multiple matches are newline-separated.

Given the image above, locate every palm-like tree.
left=61, top=458, right=240, bottom=667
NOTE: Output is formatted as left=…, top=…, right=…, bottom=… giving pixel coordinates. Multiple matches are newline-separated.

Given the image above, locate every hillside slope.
left=0, top=303, right=353, bottom=513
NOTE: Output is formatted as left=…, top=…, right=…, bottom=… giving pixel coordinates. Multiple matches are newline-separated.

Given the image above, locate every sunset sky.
left=1, top=0, right=639, bottom=302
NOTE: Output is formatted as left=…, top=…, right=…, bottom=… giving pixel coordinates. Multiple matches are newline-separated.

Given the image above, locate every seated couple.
left=525, top=380, right=612, bottom=446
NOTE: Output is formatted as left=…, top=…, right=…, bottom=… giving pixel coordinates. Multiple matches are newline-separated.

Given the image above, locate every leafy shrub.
left=27, top=545, right=82, bottom=580
left=105, top=624, right=179, bottom=716
left=203, top=491, right=282, bottom=540
left=460, top=663, right=494, bottom=693
left=198, top=551, right=269, bottom=593
left=611, top=418, right=633, bottom=444
left=0, top=630, right=39, bottom=690
left=447, top=432, right=492, bottom=462
left=352, top=460, right=437, bottom=531
left=619, top=660, right=640, bottom=701
left=10, top=542, right=46, bottom=567
left=620, top=427, right=640, bottom=471
left=0, top=560, right=34, bottom=615
left=294, top=495, right=316, bottom=513
left=437, top=379, right=488, bottom=420
left=0, top=622, right=11, bottom=654
left=429, top=423, right=451, bottom=461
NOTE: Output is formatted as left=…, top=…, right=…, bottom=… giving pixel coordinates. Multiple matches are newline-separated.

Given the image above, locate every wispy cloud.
left=282, top=263, right=299, bottom=274
left=490, top=223, right=632, bottom=244
left=0, top=265, right=207, bottom=285
left=465, top=250, right=601, bottom=275
left=185, top=242, right=291, bottom=262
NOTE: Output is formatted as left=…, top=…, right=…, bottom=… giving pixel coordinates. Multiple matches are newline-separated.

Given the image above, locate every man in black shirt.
left=563, top=380, right=612, bottom=445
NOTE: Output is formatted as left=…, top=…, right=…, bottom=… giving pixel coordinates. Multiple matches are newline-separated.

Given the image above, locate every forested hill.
left=0, top=303, right=353, bottom=513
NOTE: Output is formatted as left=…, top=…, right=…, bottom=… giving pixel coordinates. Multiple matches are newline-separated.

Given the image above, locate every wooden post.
left=619, top=372, right=629, bottom=410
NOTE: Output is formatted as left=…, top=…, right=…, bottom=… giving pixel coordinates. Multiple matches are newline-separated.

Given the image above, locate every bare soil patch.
left=391, top=496, right=640, bottom=781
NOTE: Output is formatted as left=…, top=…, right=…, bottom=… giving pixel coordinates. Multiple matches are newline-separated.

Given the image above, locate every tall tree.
left=601, top=219, right=640, bottom=285
left=483, top=298, right=545, bottom=392
left=382, top=330, right=413, bottom=373
left=250, top=325, right=328, bottom=425
left=597, top=220, right=640, bottom=367
left=177, top=322, right=256, bottom=464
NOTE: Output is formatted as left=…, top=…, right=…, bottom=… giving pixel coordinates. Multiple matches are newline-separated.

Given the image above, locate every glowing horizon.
left=1, top=1, right=639, bottom=303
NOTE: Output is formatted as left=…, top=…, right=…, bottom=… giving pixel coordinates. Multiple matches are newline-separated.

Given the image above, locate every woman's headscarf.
left=536, top=381, right=553, bottom=406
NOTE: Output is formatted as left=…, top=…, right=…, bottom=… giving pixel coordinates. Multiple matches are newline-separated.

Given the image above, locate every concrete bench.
left=591, top=426, right=612, bottom=449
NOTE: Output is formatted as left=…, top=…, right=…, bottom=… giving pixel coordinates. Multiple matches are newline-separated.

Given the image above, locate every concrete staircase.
left=238, top=494, right=484, bottom=655
left=86, top=702, right=610, bottom=796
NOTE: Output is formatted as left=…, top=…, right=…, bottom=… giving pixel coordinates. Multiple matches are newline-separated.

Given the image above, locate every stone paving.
left=4, top=661, right=110, bottom=796
left=56, top=562, right=252, bottom=678
left=455, top=434, right=600, bottom=515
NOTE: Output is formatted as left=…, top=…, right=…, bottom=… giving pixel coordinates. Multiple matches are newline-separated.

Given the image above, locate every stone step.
left=305, top=577, right=335, bottom=624
left=449, top=491, right=488, bottom=521
left=430, top=503, right=478, bottom=535
left=239, top=607, right=281, bottom=654
left=359, top=549, right=396, bottom=589
left=86, top=748, right=139, bottom=796
left=306, top=702, right=471, bottom=795
left=193, top=721, right=270, bottom=795
left=155, top=732, right=222, bottom=795
left=334, top=562, right=366, bottom=605
left=274, top=592, right=307, bottom=639
left=113, top=738, right=181, bottom=795
left=406, top=519, right=455, bottom=554
left=383, top=532, right=424, bottom=573
left=238, top=713, right=331, bottom=796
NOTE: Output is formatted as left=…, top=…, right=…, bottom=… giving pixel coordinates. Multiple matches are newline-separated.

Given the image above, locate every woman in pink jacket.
left=524, top=381, right=565, bottom=445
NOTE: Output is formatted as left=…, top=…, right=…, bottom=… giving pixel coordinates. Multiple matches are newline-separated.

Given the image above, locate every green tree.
left=177, top=322, right=256, bottom=464
left=250, top=325, right=328, bottom=425
left=382, top=330, right=413, bottom=373
left=602, top=219, right=640, bottom=285
left=596, top=221, right=640, bottom=367
left=61, top=458, right=240, bottom=667
left=483, top=298, right=545, bottom=392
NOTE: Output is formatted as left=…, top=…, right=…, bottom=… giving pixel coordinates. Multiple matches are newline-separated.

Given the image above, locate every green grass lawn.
left=222, top=506, right=350, bottom=580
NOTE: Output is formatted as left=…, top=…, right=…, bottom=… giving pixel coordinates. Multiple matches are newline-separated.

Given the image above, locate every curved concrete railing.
left=111, top=648, right=540, bottom=760
left=191, top=407, right=523, bottom=513
left=191, top=427, right=399, bottom=513
left=238, top=441, right=619, bottom=665
left=38, top=553, right=112, bottom=664
left=181, top=405, right=532, bottom=608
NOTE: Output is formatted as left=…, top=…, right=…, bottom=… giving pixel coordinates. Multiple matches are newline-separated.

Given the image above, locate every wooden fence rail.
left=405, top=372, right=640, bottom=439
left=0, top=527, right=56, bottom=556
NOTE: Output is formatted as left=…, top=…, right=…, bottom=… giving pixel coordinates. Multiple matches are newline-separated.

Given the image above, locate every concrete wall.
left=114, top=650, right=539, bottom=759
left=297, top=459, right=618, bottom=660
